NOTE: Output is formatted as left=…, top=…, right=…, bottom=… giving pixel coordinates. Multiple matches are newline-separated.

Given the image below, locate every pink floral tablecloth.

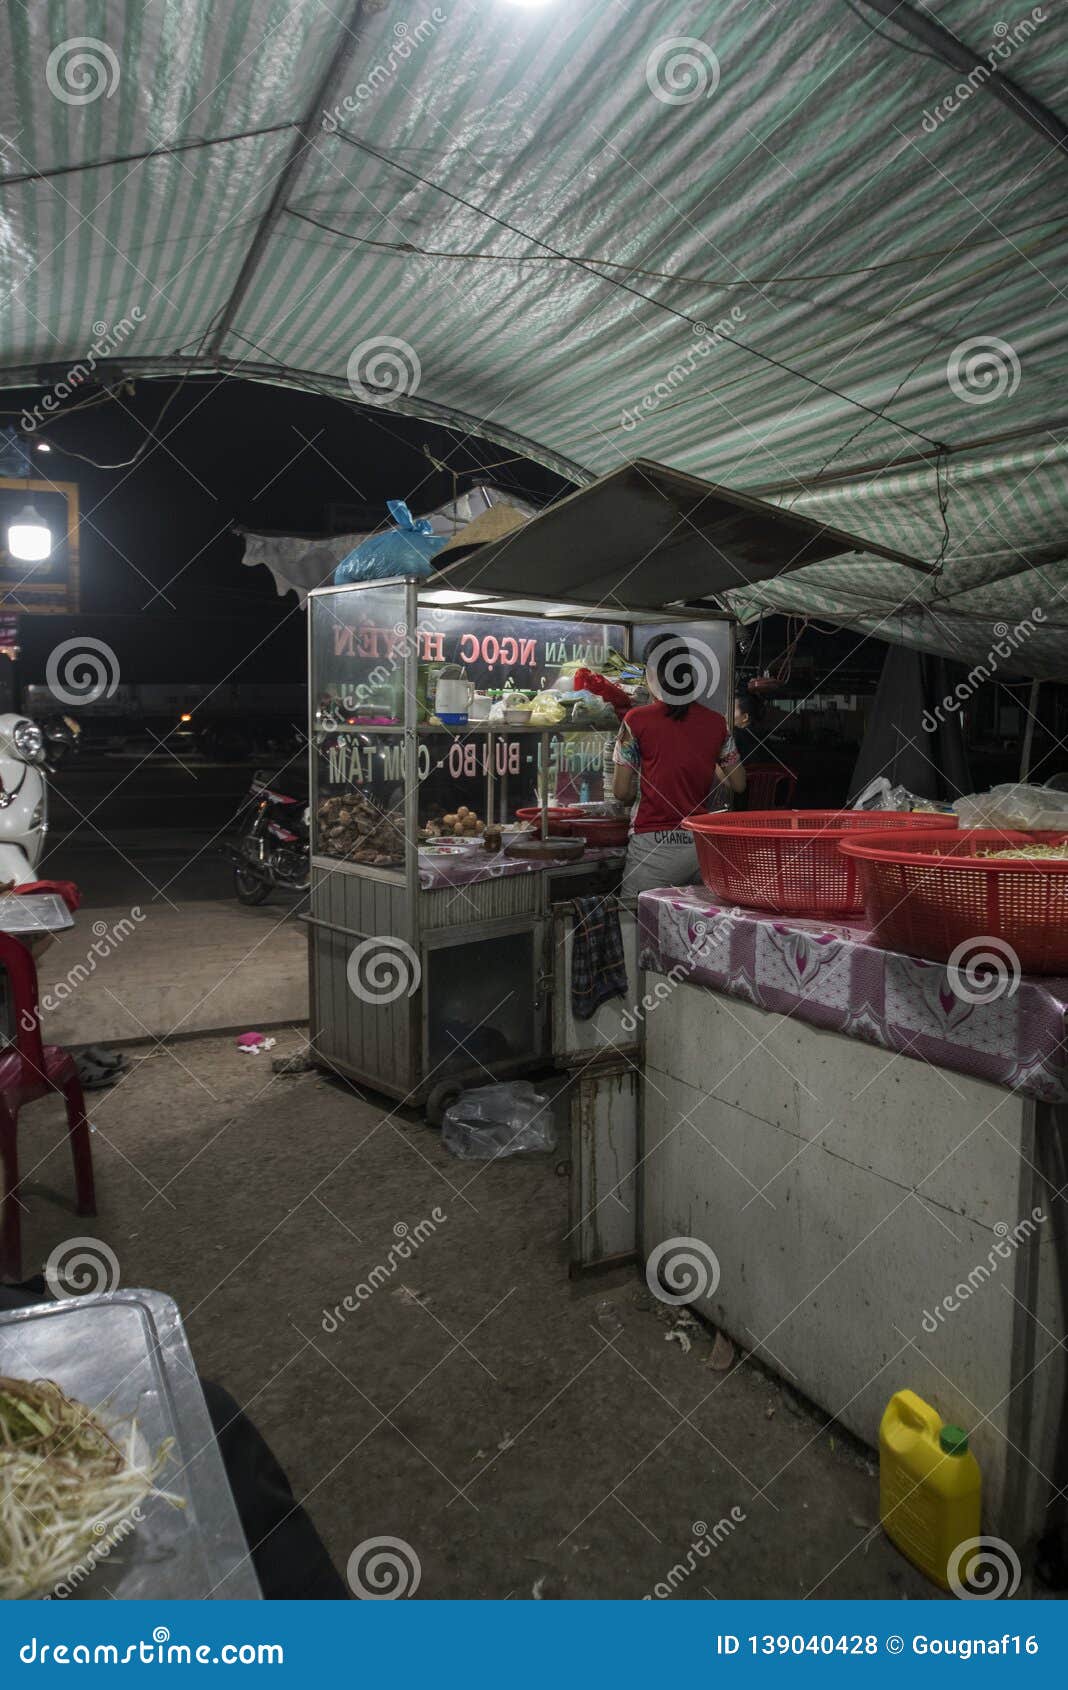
left=638, top=887, right=1068, bottom=1104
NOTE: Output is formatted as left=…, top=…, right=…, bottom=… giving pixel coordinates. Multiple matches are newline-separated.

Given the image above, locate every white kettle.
left=434, top=671, right=472, bottom=724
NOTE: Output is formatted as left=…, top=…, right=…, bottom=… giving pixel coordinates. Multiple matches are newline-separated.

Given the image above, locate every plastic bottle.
left=879, top=1389, right=981, bottom=1590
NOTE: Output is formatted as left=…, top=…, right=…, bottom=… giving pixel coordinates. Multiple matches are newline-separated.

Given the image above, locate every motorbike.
left=227, top=766, right=310, bottom=906
left=0, top=711, right=79, bottom=886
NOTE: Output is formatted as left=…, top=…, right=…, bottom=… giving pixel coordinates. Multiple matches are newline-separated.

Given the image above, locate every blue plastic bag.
left=334, top=500, right=446, bottom=584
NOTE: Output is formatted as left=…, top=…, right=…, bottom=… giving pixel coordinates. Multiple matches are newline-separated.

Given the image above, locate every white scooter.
left=0, top=711, right=78, bottom=886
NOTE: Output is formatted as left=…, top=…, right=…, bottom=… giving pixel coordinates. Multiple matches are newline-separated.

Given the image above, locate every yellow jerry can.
left=879, top=1389, right=981, bottom=1591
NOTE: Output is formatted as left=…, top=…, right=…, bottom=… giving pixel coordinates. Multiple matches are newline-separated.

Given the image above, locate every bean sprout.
left=0, top=1376, right=182, bottom=1599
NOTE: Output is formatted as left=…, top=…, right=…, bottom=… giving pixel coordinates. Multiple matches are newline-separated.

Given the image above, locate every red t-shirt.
left=621, top=701, right=733, bottom=833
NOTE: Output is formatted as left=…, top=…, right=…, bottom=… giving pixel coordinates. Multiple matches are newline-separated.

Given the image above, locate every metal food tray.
left=0, top=893, right=74, bottom=934
left=0, top=1290, right=261, bottom=1599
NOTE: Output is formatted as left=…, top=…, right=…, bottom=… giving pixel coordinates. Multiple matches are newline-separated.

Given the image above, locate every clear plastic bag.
left=569, top=689, right=620, bottom=729
left=852, top=777, right=952, bottom=814
left=528, top=690, right=566, bottom=727
left=954, top=783, right=1068, bottom=830
left=852, top=777, right=904, bottom=811
left=441, top=1081, right=556, bottom=1160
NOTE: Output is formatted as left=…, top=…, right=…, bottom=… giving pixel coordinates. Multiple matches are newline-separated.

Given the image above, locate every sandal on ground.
left=83, top=1045, right=127, bottom=1070
left=75, top=1055, right=122, bottom=1090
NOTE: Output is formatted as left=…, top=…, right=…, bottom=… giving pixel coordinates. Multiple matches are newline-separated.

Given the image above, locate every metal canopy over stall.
left=434, top=459, right=930, bottom=611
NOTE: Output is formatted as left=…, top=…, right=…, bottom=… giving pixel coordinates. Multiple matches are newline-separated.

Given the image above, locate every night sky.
left=3, top=376, right=1051, bottom=798
left=1, top=376, right=572, bottom=687
left=0, top=372, right=909, bottom=711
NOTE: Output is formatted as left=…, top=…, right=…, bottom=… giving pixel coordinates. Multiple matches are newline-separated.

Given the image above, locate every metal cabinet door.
left=551, top=904, right=641, bottom=1065
left=567, top=1063, right=639, bottom=1273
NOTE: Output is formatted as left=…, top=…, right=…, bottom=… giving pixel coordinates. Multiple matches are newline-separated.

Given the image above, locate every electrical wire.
left=422, top=437, right=554, bottom=504
left=330, top=129, right=946, bottom=454
left=30, top=308, right=232, bottom=469
left=284, top=204, right=1068, bottom=299
left=932, top=444, right=952, bottom=574
left=0, top=387, right=124, bottom=422
left=39, top=379, right=188, bottom=470
left=0, top=122, right=299, bottom=190
left=221, top=326, right=561, bottom=524
left=766, top=617, right=811, bottom=686
left=223, top=323, right=570, bottom=506
left=792, top=281, right=978, bottom=567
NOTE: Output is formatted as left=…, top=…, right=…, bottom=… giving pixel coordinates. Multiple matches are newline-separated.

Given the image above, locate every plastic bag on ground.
left=442, top=1081, right=556, bottom=1160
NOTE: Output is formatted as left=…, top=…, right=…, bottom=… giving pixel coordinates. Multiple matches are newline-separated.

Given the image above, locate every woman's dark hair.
left=643, top=633, right=698, bottom=721
left=735, top=686, right=766, bottom=724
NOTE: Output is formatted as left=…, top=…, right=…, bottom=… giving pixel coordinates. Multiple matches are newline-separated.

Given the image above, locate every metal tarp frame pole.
left=859, top=0, right=1068, bottom=156
left=208, top=1, right=376, bottom=357
left=1020, top=679, right=1042, bottom=781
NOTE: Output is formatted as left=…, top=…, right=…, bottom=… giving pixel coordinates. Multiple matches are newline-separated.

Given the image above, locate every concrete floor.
left=36, top=898, right=308, bottom=1046
left=34, top=830, right=308, bottom=1045
left=10, top=1032, right=948, bottom=1601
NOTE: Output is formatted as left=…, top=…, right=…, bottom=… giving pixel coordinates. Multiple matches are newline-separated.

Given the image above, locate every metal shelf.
left=312, top=722, right=617, bottom=736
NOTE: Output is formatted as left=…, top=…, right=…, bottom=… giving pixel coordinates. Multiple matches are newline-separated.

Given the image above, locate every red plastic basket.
left=837, top=828, right=1068, bottom=973
left=682, top=810, right=951, bottom=917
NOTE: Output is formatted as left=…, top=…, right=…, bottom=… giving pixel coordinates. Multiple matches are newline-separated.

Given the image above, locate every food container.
left=505, top=834, right=586, bottom=862
left=515, top=805, right=579, bottom=829
left=504, top=706, right=533, bottom=727
left=0, top=1291, right=260, bottom=1598
left=837, top=827, right=1068, bottom=972
left=683, top=810, right=951, bottom=917
left=0, top=892, right=75, bottom=935
left=559, top=815, right=628, bottom=848
left=513, top=805, right=626, bottom=847
left=434, top=674, right=472, bottom=724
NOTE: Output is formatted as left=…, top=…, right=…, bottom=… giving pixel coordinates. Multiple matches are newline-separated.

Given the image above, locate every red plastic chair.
left=0, top=932, right=96, bottom=1282
left=744, top=763, right=798, bottom=809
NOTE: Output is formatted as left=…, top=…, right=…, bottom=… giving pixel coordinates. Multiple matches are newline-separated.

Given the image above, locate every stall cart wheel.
left=426, top=1080, right=463, bottom=1128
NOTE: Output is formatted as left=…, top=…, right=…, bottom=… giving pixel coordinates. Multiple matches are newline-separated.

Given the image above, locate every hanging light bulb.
left=5, top=504, right=53, bottom=562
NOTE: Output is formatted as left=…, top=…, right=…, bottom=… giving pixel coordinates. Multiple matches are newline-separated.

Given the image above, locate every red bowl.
left=515, top=806, right=579, bottom=827
left=561, top=815, right=629, bottom=848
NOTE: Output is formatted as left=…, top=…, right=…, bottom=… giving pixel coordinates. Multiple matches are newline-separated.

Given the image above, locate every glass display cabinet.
left=306, top=577, right=732, bottom=1112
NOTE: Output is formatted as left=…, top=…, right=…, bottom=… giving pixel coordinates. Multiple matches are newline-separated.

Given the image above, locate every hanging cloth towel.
left=571, top=895, right=628, bottom=1021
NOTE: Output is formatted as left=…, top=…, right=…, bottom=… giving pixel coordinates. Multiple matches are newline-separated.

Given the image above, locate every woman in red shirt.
left=613, top=634, right=745, bottom=897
